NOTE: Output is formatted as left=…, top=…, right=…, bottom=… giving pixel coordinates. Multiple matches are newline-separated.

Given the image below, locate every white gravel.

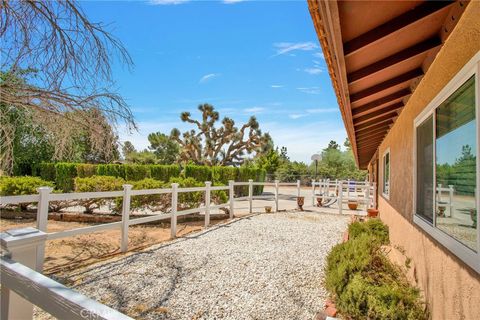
left=58, top=212, right=348, bottom=320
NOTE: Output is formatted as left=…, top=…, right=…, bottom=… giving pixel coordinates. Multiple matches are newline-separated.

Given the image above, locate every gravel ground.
left=45, top=212, right=348, bottom=320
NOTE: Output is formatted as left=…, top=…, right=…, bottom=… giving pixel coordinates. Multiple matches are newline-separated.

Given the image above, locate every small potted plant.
left=348, top=200, right=358, bottom=210
left=367, top=208, right=379, bottom=217
left=317, top=197, right=323, bottom=207
left=297, top=196, right=305, bottom=210
left=265, top=206, right=272, bottom=213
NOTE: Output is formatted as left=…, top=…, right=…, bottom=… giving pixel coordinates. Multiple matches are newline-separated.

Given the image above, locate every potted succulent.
left=265, top=206, right=272, bottom=213
left=367, top=208, right=379, bottom=218
left=317, top=197, right=323, bottom=207
left=348, top=200, right=358, bottom=210
left=297, top=196, right=305, bottom=210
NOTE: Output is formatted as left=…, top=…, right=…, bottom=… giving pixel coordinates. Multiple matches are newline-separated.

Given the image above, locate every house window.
left=382, top=150, right=390, bottom=199
left=413, top=53, right=479, bottom=273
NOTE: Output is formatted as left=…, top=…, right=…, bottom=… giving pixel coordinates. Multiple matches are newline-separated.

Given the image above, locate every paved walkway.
left=50, top=212, right=349, bottom=320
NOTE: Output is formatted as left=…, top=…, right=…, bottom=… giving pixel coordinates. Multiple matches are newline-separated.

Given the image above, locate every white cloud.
left=297, top=86, right=321, bottom=94
left=270, top=84, right=284, bottom=88
left=313, top=52, right=325, bottom=59
left=222, top=0, right=245, bottom=3
left=272, top=42, right=318, bottom=56
left=244, top=107, right=265, bottom=113
left=306, top=108, right=338, bottom=114
left=304, top=67, right=323, bottom=75
left=149, top=0, right=189, bottom=5
left=199, top=73, right=220, bottom=84
left=289, top=114, right=306, bottom=119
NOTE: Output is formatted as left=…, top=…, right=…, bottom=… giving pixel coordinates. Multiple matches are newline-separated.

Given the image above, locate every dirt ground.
left=0, top=217, right=227, bottom=278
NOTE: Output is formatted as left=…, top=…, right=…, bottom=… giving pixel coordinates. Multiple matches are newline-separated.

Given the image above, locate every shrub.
left=74, top=175, right=125, bottom=213
left=348, top=219, right=389, bottom=244
left=169, top=176, right=204, bottom=210
left=55, top=163, right=78, bottom=192
left=127, top=178, right=166, bottom=211
left=211, top=166, right=238, bottom=185
left=124, top=164, right=151, bottom=181
left=150, top=165, right=180, bottom=182
left=184, top=165, right=212, bottom=183
left=33, top=163, right=56, bottom=182
left=0, top=176, right=54, bottom=196
left=77, top=164, right=97, bottom=178
left=325, top=220, right=427, bottom=320
left=96, top=164, right=126, bottom=179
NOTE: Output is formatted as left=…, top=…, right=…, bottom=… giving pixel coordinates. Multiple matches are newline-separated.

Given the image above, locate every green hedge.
left=31, top=163, right=266, bottom=194
left=55, top=163, right=78, bottom=192
left=150, top=164, right=180, bottom=182
left=0, top=176, right=54, bottom=196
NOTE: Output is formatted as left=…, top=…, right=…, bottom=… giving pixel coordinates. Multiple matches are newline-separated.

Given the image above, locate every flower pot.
left=317, top=197, right=323, bottom=207
left=297, top=196, right=305, bottom=210
left=367, top=208, right=379, bottom=218
left=265, top=206, right=272, bottom=213
left=348, top=202, right=358, bottom=210
left=437, top=206, right=446, bottom=217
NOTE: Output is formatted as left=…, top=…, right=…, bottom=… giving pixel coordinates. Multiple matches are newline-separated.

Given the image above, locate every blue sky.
left=81, top=0, right=347, bottom=163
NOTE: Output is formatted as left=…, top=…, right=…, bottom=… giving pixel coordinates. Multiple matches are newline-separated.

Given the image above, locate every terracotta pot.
left=297, top=196, right=305, bottom=210
left=317, top=197, right=323, bottom=207
left=348, top=202, right=358, bottom=210
left=265, top=206, right=272, bottom=213
left=367, top=208, right=379, bottom=218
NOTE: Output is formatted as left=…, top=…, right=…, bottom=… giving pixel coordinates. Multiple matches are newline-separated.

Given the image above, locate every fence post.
left=170, top=183, right=179, bottom=239
left=297, top=180, right=301, bottom=198
left=311, top=179, right=316, bottom=207
left=121, top=184, right=132, bottom=253
left=448, top=185, right=454, bottom=217
left=248, top=179, right=253, bottom=213
left=229, top=180, right=235, bottom=219
left=338, top=181, right=343, bottom=214
left=1, top=228, right=48, bottom=320
left=205, top=181, right=211, bottom=227
left=347, top=179, right=350, bottom=200
left=274, top=180, right=279, bottom=212
left=373, top=182, right=377, bottom=208
left=35, top=186, right=51, bottom=271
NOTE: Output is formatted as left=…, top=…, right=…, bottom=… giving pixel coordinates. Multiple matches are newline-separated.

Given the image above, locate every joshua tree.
left=171, top=104, right=271, bottom=166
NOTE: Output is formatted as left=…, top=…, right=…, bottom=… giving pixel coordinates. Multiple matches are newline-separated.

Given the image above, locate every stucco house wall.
left=374, top=2, right=480, bottom=319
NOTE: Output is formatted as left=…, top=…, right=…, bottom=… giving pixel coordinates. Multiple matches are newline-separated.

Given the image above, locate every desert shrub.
left=0, top=176, right=54, bottom=211
left=348, top=219, right=389, bottom=244
left=96, top=164, right=126, bottom=179
left=127, top=178, right=167, bottom=211
left=0, top=176, right=54, bottom=195
left=55, top=163, right=78, bottom=192
left=77, top=164, right=97, bottom=178
left=33, top=163, right=57, bottom=182
left=325, top=220, right=427, bottom=320
left=74, top=175, right=125, bottom=213
left=254, top=168, right=266, bottom=195
left=169, top=176, right=204, bottom=210
left=150, top=165, right=180, bottom=182
left=184, top=165, right=212, bottom=183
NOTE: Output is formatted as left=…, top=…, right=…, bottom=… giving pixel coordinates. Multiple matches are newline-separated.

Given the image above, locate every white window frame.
left=382, top=148, right=390, bottom=200
left=413, top=52, right=480, bottom=274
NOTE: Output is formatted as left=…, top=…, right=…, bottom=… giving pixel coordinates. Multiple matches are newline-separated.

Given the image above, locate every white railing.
left=0, top=179, right=302, bottom=319
left=311, top=179, right=376, bottom=214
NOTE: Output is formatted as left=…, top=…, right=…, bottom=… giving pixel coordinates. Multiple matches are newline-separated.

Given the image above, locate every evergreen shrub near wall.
left=33, top=163, right=57, bottom=182
left=124, top=164, right=151, bottom=181
left=76, top=164, right=97, bottom=178
left=96, top=164, right=126, bottom=179
left=325, top=220, right=427, bottom=320
left=184, top=164, right=212, bottom=183
left=211, top=166, right=237, bottom=185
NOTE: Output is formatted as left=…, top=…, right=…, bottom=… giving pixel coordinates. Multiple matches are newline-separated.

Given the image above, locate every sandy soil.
left=0, top=218, right=226, bottom=277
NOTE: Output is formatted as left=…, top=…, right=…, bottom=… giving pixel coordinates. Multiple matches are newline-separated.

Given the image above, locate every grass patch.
left=325, top=219, right=427, bottom=320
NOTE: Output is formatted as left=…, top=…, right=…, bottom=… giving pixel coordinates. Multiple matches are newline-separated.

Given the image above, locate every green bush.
left=128, top=178, right=166, bottom=211
left=169, top=176, right=204, bottom=209
left=212, top=166, right=238, bottom=185
left=325, top=220, right=427, bottom=320
left=150, top=165, right=180, bottom=182
left=77, top=164, right=97, bottom=178
left=33, top=163, right=56, bottom=182
left=0, top=176, right=54, bottom=196
left=348, top=219, right=389, bottom=244
left=55, top=163, right=78, bottom=192
left=124, top=164, right=151, bottom=181
left=74, top=175, right=125, bottom=213
left=184, top=165, right=212, bottom=182
left=96, top=164, right=126, bottom=179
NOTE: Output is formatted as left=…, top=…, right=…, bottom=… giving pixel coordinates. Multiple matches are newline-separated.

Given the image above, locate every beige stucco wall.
left=374, top=1, right=480, bottom=319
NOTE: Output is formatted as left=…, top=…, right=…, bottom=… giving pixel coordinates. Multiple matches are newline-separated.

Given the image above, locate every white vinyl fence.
left=0, top=179, right=301, bottom=319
